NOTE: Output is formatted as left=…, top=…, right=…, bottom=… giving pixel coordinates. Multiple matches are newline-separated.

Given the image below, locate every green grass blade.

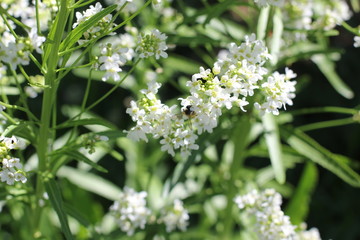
left=281, top=127, right=360, bottom=187
left=44, top=178, right=74, bottom=240
left=263, top=114, right=285, bottom=184
left=312, top=55, right=354, bottom=99
left=285, top=162, right=318, bottom=225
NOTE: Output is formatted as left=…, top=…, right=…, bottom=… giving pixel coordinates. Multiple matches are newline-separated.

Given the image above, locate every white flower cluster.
left=254, top=68, right=297, bottom=115
left=136, top=29, right=168, bottom=60
left=0, top=29, right=45, bottom=70
left=296, top=227, right=322, bottom=240
left=354, top=36, right=360, bottom=48
left=160, top=199, right=189, bottom=232
left=0, top=136, right=27, bottom=185
left=73, top=2, right=114, bottom=45
left=253, top=0, right=352, bottom=43
left=109, top=187, right=151, bottom=236
left=234, top=189, right=322, bottom=240
left=94, top=33, right=136, bottom=81
left=1, top=0, right=55, bottom=32
left=125, top=80, right=199, bottom=158
left=235, top=189, right=296, bottom=240
left=110, top=188, right=190, bottom=235
left=126, top=34, right=296, bottom=157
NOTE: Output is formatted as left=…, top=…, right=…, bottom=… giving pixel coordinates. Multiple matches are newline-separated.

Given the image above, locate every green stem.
left=34, top=0, right=69, bottom=237
left=222, top=115, right=252, bottom=239
left=288, top=107, right=358, bottom=116
left=297, top=117, right=356, bottom=132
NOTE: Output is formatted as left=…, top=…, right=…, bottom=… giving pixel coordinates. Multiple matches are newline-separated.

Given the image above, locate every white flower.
left=2, top=136, right=26, bottom=150
left=28, top=29, right=46, bottom=54
left=136, top=29, right=168, bottom=59
left=96, top=43, right=129, bottom=81
left=296, top=227, right=322, bottom=240
left=109, top=187, right=151, bottom=236
left=160, top=199, right=189, bottom=232
left=234, top=189, right=297, bottom=240
left=73, top=3, right=113, bottom=44
left=0, top=168, right=15, bottom=185
left=354, top=36, right=360, bottom=48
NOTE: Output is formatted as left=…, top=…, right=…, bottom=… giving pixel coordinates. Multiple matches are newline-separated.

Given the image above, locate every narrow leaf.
left=65, top=150, right=108, bottom=173
left=263, top=114, right=285, bottom=184
left=57, top=166, right=122, bottom=200
left=257, top=6, right=270, bottom=40
left=44, top=178, right=73, bottom=240
left=312, top=55, right=354, bottom=99
left=285, top=162, right=318, bottom=225
left=270, top=8, right=283, bottom=65
left=60, top=5, right=117, bottom=51
left=281, top=127, right=360, bottom=187
left=56, top=118, right=116, bottom=129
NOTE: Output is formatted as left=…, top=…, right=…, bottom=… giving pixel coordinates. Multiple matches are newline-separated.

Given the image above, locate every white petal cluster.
left=136, top=29, right=168, bottom=60
left=160, top=199, right=189, bottom=232
left=254, top=0, right=352, bottom=43
left=73, top=2, right=114, bottom=45
left=126, top=34, right=296, bottom=157
left=234, top=189, right=296, bottom=240
left=354, top=36, right=360, bottom=48
left=255, top=68, right=297, bottom=115
left=125, top=80, right=199, bottom=158
left=295, top=227, right=322, bottom=240
left=0, top=136, right=27, bottom=185
left=1, top=0, right=55, bottom=32
left=96, top=44, right=128, bottom=82
left=235, top=189, right=322, bottom=240
left=109, top=187, right=151, bottom=236
left=312, top=1, right=352, bottom=31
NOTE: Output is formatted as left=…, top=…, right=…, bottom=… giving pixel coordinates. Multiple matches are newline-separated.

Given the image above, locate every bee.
left=182, top=105, right=196, bottom=118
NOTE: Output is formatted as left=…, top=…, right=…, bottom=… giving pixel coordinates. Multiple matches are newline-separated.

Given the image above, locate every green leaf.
left=163, top=55, right=201, bottom=74
left=64, top=150, right=108, bottom=173
left=1, top=122, right=36, bottom=142
left=263, top=114, right=285, bottom=184
left=57, top=166, right=122, bottom=200
left=257, top=6, right=270, bottom=40
left=56, top=118, right=117, bottom=129
left=63, top=203, right=91, bottom=228
left=203, top=0, right=236, bottom=26
left=270, top=8, right=283, bottom=65
left=312, top=54, right=354, bottom=99
left=285, top=162, right=318, bottom=225
left=281, top=127, right=360, bottom=187
left=44, top=178, right=74, bottom=240
left=59, top=5, right=117, bottom=52
left=42, top=4, right=62, bottom=65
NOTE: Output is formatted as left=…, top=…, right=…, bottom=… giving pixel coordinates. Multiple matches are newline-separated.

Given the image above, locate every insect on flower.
left=182, top=105, right=196, bottom=118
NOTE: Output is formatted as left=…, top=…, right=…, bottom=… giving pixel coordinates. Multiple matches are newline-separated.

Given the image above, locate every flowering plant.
left=0, top=0, right=359, bottom=239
